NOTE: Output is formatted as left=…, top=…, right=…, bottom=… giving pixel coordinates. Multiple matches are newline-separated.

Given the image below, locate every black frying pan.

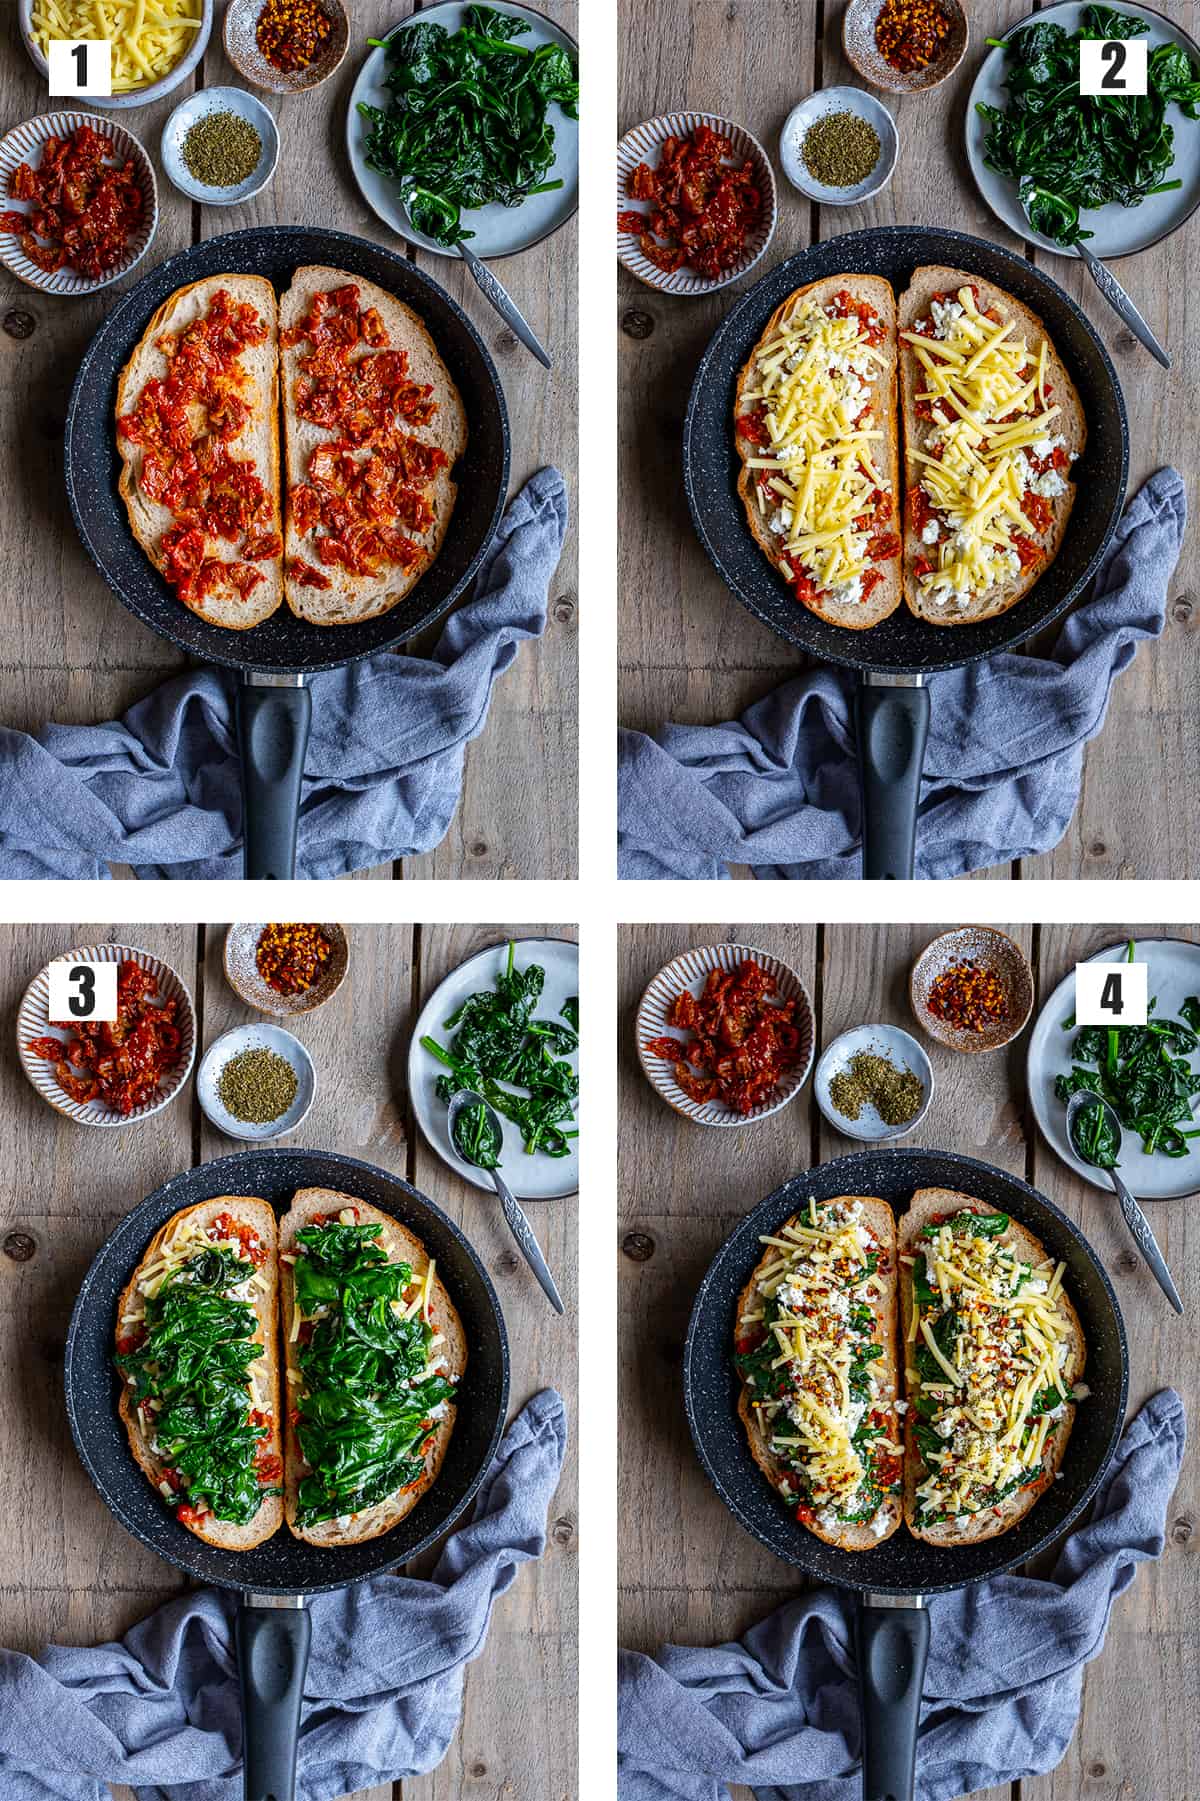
left=684, top=1147, right=1128, bottom=1801
left=64, top=227, right=511, bottom=879
left=682, top=227, right=1130, bottom=879
left=64, top=1147, right=510, bottom=1801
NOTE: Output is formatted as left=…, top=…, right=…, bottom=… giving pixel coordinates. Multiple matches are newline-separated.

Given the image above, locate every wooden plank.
left=1024, top=925, right=1200, bottom=1801
left=404, top=925, right=578, bottom=1801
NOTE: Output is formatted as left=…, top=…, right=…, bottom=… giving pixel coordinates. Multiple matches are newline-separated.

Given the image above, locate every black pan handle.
left=854, top=677, right=930, bottom=881
left=855, top=1595, right=930, bottom=1801
left=237, top=1596, right=312, bottom=1801
left=237, top=677, right=312, bottom=881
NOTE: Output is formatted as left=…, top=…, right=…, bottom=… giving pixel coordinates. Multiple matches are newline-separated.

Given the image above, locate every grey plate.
left=346, top=0, right=578, bottom=260
left=1027, top=937, right=1200, bottom=1200
left=966, top=0, right=1200, bottom=259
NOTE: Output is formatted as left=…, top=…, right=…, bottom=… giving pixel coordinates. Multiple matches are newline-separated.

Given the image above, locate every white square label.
left=47, top=959, right=118, bottom=1023
left=47, top=38, right=112, bottom=97
left=1074, top=960, right=1148, bottom=1029
left=1079, top=37, right=1148, bottom=95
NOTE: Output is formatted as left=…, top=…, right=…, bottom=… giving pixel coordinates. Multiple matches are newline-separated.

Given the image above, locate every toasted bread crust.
left=279, top=266, right=467, bottom=625
left=898, top=1187, right=1084, bottom=1547
left=279, top=1187, right=466, bottom=1546
left=734, top=1196, right=903, bottom=1551
left=897, top=266, right=1085, bottom=626
left=116, top=1197, right=284, bottom=1551
left=115, top=276, right=283, bottom=630
left=734, top=275, right=902, bottom=631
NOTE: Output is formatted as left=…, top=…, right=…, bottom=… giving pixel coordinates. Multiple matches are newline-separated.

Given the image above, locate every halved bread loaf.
left=116, top=1197, right=284, bottom=1551
left=280, top=1186, right=466, bottom=1546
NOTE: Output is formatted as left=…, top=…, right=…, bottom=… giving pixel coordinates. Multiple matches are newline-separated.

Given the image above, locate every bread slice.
left=115, top=275, right=283, bottom=629
left=734, top=274, right=902, bottom=631
left=279, top=1187, right=466, bottom=1546
left=279, top=266, right=468, bottom=625
left=898, top=1187, right=1085, bottom=1547
left=897, top=265, right=1086, bottom=626
left=115, top=1197, right=284, bottom=1551
left=735, top=1196, right=903, bottom=1551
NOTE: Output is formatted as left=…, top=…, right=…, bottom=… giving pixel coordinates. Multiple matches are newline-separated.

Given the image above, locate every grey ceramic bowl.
left=161, top=87, right=279, bottom=206
left=197, top=1023, right=315, bottom=1142
left=19, top=0, right=214, bottom=108
left=815, top=1023, right=933, bottom=1142
left=778, top=87, right=899, bottom=205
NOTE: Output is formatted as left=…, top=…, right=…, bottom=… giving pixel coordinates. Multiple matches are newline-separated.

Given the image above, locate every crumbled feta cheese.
left=826, top=575, right=863, bottom=606
left=921, top=520, right=940, bottom=545
left=930, top=297, right=964, bottom=336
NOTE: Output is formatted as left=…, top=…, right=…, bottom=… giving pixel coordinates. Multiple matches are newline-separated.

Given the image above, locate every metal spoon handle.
left=1111, top=1169, right=1183, bottom=1314
left=492, top=1170, right=564, bottom=1314
left=1077, top=243, right=1170, bottom=369
left=458, top=242, right=552, bottom=369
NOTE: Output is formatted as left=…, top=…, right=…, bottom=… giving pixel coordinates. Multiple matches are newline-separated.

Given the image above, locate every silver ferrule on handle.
left=862, top=671, right=926, bottom=689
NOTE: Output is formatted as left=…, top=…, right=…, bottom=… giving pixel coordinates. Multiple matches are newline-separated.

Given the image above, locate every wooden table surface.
left=617, top=0, right=1200, bottom=880
left=619, top=922, right=1198, bottom=1801
left=0, top=922, right=578, bottom=1801
left=0, top=2, right=577, bottom=880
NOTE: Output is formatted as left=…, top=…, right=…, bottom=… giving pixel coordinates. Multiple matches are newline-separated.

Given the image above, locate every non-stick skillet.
left=64, top=226, right=511, bottom=879
left=683, top=226, right=1130, bottom=880
left=684, top=1146, right=1128, bottom=1801
left=64, top=1147, right=510, bottom=1801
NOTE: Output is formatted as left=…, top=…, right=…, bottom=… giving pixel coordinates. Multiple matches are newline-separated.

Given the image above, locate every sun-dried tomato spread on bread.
left=898, top=269, right=1083, bottom=623
left=115, top=276, right=284, bottom=628
left=734, top=1195, right=903, bottom=1550
left=734, top=275, right=903, bottom=631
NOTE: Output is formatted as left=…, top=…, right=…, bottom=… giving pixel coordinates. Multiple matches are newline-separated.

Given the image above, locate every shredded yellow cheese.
left=30, top=0, right=202, bottom=92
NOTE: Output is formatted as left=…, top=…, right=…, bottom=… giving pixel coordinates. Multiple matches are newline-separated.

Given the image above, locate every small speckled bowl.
left=161, top=87, right=279, bottom=206
left=223, top=0, right=350, bottom=95
left=617, top=111, right=777, bottom=297
left=197, top=1023, right=315, bottom=1141
left=910, top=927, right=1034, bottom=1054
left=842, top=0, right=968, bottom=95
left=636, top=942, right=815, bottom=1127
left=224, top=923, right=349, bottom=1018
left=815, top=1022, right=933, bottom=1142
left=779, top=87, right=899, bottom=206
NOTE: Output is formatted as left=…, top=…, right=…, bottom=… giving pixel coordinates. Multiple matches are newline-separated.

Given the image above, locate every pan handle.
left=237, top=1595, right=311, bottom=1801
left=855, top=1594, right=929, bottom=1801
left=854, top=676, right=929, bottom=881
left=237, top=676, right=312, bottom=881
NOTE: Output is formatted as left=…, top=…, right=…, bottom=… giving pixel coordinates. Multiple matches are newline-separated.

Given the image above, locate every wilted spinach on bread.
left=358, top=4, right=579, bottom=247
left=977, top=3, right=1200, bottom=246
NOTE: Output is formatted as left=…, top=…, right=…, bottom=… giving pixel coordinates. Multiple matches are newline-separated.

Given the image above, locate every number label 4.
left=1074, top=959, right=1149, bottom=1029
left=47, top=959, right=118, bottom=1024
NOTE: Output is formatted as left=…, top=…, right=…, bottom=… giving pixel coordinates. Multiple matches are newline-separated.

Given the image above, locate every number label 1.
left=47, top=959, right=118, bottom=1024
left=1074, top=959, right=1149, bottom=1029
left=46, top=38, right=113, bottom=97
left=1078, top=37, right=1148, bottom=96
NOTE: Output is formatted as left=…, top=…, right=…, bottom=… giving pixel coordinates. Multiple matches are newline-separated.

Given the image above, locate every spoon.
left=1066, top=1090, right=1183, bottom=1314
left=447, top=1089, right=564, bottom=1314
left=402, top=202, right=551, bottom=369
left=1074, top=239, right=1170, bottom=370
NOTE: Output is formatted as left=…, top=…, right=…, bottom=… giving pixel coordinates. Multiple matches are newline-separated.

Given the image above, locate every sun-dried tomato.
left=25, top=959, right=182, bottom=1115
left=644, top=958, right=802, bottom=1115
left=620, top=124, right=761, bottom=281
left=1, top=125, right=143, bottom=281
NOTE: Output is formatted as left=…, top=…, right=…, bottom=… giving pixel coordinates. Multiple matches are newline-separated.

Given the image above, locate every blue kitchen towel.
left=618, top=467, right=1184, bottom=879
left=0, top=1389, right=567, bottom=1801
left=0, top=468, right=567, bottom=880
left=618, top=1388, right=1184, bottom=1801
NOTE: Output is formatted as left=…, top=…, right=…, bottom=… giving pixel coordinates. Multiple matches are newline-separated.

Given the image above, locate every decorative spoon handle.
left=1077, top=242, right=1170, bottom=369
left=1111, top=1168, right=1183, bottom=1314
left=492, top=1169, right=564, bottom=1314
left=458, top=241, right=552, bottom=370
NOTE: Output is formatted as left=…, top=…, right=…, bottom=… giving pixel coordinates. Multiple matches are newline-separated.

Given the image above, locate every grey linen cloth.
left=619, top=468, right=1185, bottom=880
left=0, top=1388, right=566, bottom=1801
left=0, top=468, right=567, bottom=880
left=618, top=1388, right=1184, bottom=1801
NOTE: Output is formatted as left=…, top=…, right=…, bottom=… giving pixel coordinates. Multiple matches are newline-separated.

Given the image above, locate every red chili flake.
left=255, top=923, right=332, bottom=995
left=926, top=959, right=1009, bottom=1033
left=875, top=0, right=953, bottom=72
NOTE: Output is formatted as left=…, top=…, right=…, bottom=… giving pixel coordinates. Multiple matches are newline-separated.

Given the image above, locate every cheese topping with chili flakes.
left=905, top=1212, right=1083, bottom=1525
left=740, top=298, right=893, bottom=608
left=737, top=1197, right=900, bottom=1536
left=900, top=284, right=1077, bottom=612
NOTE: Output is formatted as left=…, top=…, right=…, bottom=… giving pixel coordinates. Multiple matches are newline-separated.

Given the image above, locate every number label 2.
left=1078, top=37, right=1148, bottom=96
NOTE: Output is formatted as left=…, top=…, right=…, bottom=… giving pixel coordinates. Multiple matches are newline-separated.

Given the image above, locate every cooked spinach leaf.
left=292, top=1222, right=455, bottom=1528
left=357, top=4, right=579, bottom=247
left=921, top=1210, right=1009, bottom=1239
left=977, top=6, right=1200, bottom=246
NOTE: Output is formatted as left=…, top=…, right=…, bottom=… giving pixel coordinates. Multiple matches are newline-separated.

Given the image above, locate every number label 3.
left=1078, top=37, right=1148, bottom=96
left=1074, top=959, right=1149, bottom=1029
left=47, top=960, right=118, bottom=1024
